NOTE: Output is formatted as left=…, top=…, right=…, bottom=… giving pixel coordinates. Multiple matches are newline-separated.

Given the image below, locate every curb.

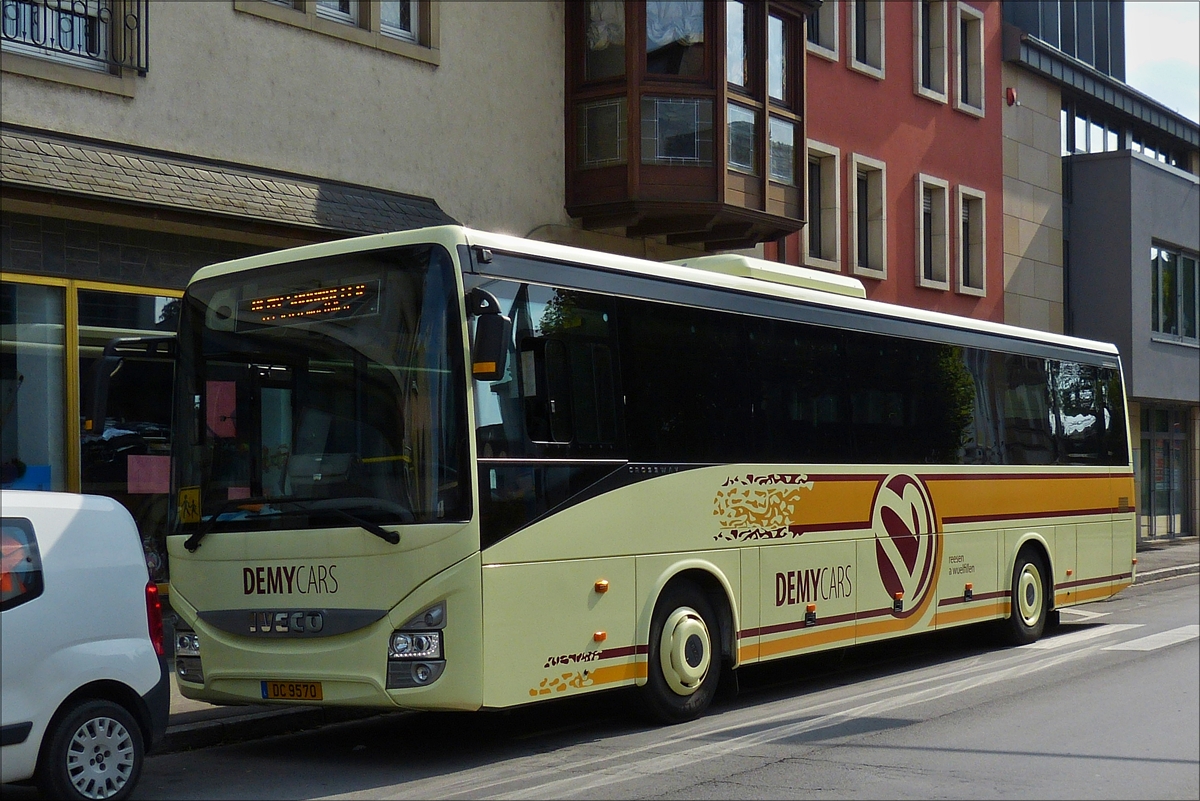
left=1134, top=562, right=1200, bottom=585
left=159, top=706, right=385, bottom=754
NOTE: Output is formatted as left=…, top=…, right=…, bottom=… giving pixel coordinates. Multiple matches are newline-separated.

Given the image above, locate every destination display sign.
left=237, top=279, right=380, bottom=329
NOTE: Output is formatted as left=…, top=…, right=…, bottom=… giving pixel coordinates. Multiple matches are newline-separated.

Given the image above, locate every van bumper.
left=141, top=656, right=171, bottom=751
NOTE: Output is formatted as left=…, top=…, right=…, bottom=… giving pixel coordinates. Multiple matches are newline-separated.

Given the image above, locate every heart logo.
left=872, top=474, right=937, bottom=616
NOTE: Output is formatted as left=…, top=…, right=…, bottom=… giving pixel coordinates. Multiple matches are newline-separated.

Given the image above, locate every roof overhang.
left=1003, top=24, right=1199, bottom=150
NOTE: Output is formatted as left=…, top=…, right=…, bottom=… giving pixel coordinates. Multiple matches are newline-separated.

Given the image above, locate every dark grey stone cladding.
left=2, top=212, right=263, bottom=290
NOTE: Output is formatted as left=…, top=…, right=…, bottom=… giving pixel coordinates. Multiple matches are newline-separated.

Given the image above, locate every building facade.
left=2, top=0, right=824, bottom=579
left=774, top=0, right=1005, bottom=323
left=1000, top=0, right=1200, bottom=541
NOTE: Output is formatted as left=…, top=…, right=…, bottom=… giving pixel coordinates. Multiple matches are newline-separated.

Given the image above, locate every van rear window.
left=1, top=518, right=43, bottom=611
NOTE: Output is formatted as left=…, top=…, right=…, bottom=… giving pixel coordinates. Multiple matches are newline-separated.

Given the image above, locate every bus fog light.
left=390, top=630, right=441, bottom=659
left=414, top=663, right=433, bottom=683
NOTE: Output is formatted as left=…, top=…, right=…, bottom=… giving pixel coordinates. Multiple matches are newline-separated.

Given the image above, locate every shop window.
left=954, top=2, right=984, bottom=115
left=1151, top=245, right=1199, bottom=344
left=234, top=0, right=435, bottom=64
left=1, top=281, right=67, bottom=492
left=848, top=0, right=884, bottom=78
left=956, top=186, right=986, bottom=296
left=917, top=173, right=950, bottom=290
left=806, top=0, right=837, bottom=61
left=78, top=287, right=179, bottom=583
left=915, top=0, right=947, bottom=103
left=805, top=140, right=840, bottom=271
left=850, top=153, right=887, bottom=279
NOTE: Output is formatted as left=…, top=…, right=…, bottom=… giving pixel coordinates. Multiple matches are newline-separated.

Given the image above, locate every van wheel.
left=640, top=582, right=720, bottom=724
left=1003, top=551, right=1048, bottom=646
left=37, top=699, right=144, bottom=801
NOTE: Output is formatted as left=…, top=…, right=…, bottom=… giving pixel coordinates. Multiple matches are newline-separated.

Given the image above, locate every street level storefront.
left=1, top=125, right=456, bottom=584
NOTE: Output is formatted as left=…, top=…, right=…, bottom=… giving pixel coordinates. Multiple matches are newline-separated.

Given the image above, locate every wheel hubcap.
left=66, top=716, right=135, bottom=799
left=1016, top=563, right=1043, bottom=628
left=659, top=606, right=711, bottom=696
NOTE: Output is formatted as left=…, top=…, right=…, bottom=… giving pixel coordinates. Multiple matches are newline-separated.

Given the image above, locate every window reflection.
left=646, top=1, right=704, bottom=76
left=726, top=0, right=746, bottom=86
left=768, top=15, right=786, bottom=101
left=1, top=282, right=66, bottom=492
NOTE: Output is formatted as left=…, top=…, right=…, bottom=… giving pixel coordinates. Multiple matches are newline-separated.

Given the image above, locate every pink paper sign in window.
left=127, top=455, right=171, bottom=494
left=206, top=381, right=237, bottom=438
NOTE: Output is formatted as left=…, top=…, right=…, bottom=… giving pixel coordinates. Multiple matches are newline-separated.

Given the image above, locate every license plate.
left=261, top=681, right=323, bottom=701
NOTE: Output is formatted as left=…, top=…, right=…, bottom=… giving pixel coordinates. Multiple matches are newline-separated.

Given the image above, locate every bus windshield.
left=171, top=244, right=468, bottom=537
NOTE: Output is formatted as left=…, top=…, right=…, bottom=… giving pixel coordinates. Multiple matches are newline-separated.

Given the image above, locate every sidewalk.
left=156, top=535, right=1199, bottom=755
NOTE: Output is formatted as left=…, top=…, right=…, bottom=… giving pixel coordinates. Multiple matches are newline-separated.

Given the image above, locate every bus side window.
left=521, top=337, right=573, bottom=444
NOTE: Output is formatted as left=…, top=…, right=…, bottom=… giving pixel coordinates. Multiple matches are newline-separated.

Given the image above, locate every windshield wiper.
left=183, top=496, right=407, bottom=552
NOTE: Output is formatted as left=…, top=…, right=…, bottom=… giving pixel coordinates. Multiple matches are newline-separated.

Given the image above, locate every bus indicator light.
left=804, top=604, right=817, bottom=627
left=964, top=583, right=973, bottom=602
left=594, top=580, right=609, bottom=594
left=893, top=592, right=904, bottom=613
left=593, top=631, right=607, bottom=642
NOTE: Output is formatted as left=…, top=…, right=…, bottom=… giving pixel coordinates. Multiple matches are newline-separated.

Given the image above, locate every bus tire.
left=1004, top=550, right=1048, bottom=646
left=640, top=582, right=720, bottom=725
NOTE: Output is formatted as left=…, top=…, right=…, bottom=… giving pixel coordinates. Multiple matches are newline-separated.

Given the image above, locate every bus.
left=167, top=226, right=1136, bottom=723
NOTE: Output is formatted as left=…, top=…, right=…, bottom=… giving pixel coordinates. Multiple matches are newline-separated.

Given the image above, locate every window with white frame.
left=805, top=140, right=840, bottom=271
left=1151, top=245, right=1199, bottom=343
left=916, top=173, right=950, bottom=289
left=848, top=0, right=884, bottom=78
left=850, top=153, right=887, bottom=279
left=956, top=185, right=985, bottom=295
left=806, top=0, right=837, bottom=61
left=954, top=2, right=983, bottom=115
left=1, top=0, right=116, bottom=72
left=915, top=0, right=947, bottom=102
left=235, top=0, right=431, bottom=61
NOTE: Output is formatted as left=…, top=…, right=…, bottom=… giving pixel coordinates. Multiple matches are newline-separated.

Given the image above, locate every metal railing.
left=1, top=0, right=148, bottom=75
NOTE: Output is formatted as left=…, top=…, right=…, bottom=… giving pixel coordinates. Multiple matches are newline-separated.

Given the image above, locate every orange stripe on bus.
left=758, top=623, right=856, bottom=657
left=588, top=662, right=646, bottom=687
left=925, top=475, right=1126, bottom=524
left=934, top=602, right=1004, bottom=626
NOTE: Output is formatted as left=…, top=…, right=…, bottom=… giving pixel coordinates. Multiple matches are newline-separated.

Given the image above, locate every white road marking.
left=1103, top=624, right=1200, bottom=651
left=1025, top=623, right=1142, bottom=650
left=1060, top=608, right=1110, bottom=620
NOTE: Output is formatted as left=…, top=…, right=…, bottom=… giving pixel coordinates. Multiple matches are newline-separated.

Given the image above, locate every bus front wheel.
left=641, top=582, right=720, bottom=724
left=1004, top=550, right=1049, bottom=646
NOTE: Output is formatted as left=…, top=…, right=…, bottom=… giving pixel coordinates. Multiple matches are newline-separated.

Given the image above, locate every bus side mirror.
left=467, top=288, right=512, bottom=382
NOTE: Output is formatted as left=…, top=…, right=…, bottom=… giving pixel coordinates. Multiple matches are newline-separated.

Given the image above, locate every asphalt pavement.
left=156, top=535, right=1199, bottom=755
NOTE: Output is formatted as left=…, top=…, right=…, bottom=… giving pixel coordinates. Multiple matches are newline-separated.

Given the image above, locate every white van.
left=1, top=490, right=169, bottom=801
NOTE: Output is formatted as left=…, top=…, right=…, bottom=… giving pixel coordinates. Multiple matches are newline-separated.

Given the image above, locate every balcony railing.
left=1, top=0, right=148, bottom=75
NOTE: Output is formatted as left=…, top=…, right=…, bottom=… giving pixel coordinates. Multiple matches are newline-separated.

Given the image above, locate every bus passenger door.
left=481, top=557, right=636, bottom=709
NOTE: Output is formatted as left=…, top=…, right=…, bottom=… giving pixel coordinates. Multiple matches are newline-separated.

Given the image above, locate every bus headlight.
left=389, top=630, right=442, bottom=660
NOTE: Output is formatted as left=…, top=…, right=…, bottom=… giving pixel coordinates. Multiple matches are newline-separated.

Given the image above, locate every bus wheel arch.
left=638, top=568, right=736, bottom=724
left=1003, top=540, right=1052, bottom=646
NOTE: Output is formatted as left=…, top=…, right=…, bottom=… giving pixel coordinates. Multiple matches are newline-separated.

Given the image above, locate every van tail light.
left=146, top=581, right=165, bottom=656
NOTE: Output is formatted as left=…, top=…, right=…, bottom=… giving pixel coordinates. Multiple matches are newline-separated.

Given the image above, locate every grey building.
left=1002, top=0, right=1200, bottom=542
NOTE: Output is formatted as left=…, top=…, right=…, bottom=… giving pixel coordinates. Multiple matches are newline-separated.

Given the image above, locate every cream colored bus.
left=167, top=226, right=1135, bottom=723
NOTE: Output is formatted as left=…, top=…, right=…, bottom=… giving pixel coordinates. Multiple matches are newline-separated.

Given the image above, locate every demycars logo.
left=243, top=564, right=338, bottom=595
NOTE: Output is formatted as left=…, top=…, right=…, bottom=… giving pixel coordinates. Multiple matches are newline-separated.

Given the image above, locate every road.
left=125, top=574, right=1198, bottom=799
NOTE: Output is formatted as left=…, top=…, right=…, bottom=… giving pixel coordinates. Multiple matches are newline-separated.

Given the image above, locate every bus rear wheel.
left=641, top=582, right=720, bottom=724
left=1003, top=550, right=1049, bottom=645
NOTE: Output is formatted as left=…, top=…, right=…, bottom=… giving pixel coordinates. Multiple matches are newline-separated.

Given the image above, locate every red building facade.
left=769, top=0, right=1004, bottom=322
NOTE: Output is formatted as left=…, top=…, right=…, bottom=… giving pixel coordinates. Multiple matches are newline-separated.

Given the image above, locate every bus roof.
left=187, top=225, right=1119, bottom=360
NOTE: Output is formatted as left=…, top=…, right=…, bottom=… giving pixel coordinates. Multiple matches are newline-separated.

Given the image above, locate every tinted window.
left=1, top=518, right=43, bottom=611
